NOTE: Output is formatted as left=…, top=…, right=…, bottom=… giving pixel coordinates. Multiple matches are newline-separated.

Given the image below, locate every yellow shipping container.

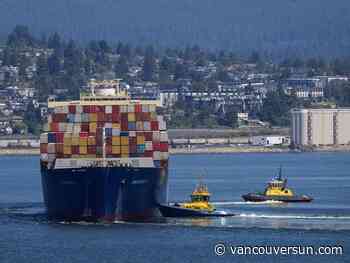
left=121, top=136, right=129, bottom=145
left=64, top=146, right=72, bottom=155
left=63, top=136, right=72, bottom=146
left=121, top=145, right=129, bottom=154
left=89, top=113, right=98, bottom=122
left=89, top=122, right=97, bottom=133
left=128, top=112, right=136, bottom=122
left=79, top=145, right=87, bottom=154
left=88, top=136, right=96, bottom=145
left=137, top=135, right=145, bottom=145
left=112, top=146, right=121, bottom=154
left=86, top=154, right=96, bottom=158
left=112, top=123, right=120, bottom=129
left=112, top=136, right=121, bottom=146
left=71, top=136, right=80, bottom=145
left=79, top=137, right=88, bottom=146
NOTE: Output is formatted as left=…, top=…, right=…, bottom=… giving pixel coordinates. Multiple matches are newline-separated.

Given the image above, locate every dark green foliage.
left=142, top=46, right=156, bottom=81
left=24, top=102, right=41, bottom=135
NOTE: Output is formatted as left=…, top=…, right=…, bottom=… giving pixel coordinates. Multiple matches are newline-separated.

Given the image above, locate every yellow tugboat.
left=179, top=181, right=215, bottom=212
left=158, top=180, right=233, bottom=217
left=242, top=166, right=313, bottom=203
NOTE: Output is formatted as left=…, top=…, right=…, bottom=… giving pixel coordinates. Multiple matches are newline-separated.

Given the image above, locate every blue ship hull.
left=40, top=164, right=168, bottom=221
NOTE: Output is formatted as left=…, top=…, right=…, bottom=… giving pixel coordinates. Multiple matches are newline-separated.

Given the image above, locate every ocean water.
left=0, top=153, right=349, bottom=263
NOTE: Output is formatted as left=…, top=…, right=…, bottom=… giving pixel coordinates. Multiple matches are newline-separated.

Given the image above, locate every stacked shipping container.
left=40, top=104, right=168, bottom=167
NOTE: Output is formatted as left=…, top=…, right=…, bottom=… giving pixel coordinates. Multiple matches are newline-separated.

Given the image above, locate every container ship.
left=39, top=80, right=169, bottom=221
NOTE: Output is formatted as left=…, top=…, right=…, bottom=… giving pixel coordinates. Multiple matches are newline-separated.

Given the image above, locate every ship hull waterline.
left=242, top=193, right=313, bottom=203
left=41, top=164, right=168, bottom=222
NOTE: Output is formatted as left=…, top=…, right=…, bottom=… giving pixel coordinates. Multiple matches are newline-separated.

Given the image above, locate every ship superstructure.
left=40, top=79, right=169, bottom=221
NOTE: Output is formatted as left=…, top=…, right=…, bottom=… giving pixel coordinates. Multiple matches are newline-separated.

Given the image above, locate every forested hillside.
left=0, top=0, right=350, bottom=57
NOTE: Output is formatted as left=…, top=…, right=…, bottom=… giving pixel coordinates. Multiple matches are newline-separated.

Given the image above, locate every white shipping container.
left=74, top=114, right=82, bottom=123
left=129, top=131, right=136, bottom=137
left=73, top=125, right=81, bottom=134
left=112, top=128, right=120, bottom=136
left=128, top=105, right=134, bottom=113
left=159, top=120, right=166, bottom=131
left=43, top=123, right=50, bottom=132
left=160, top=132, right=168, bottom=142
left=105, top=105, right=112, bottom=114
left=76, top=105, right=83, bottom=114
left=47, top=115, right=52, bottom=123
left=160, top=152, right=169, bottom=160
left=142, top=104, right=149, bottom=113
left=121, top=105, right=128, bottom=113
left=145, top=141, right=153, bottom=151
left=105, top=123, right=112, bottom=128
left=66, top=123, right=74, bottom=133
left=59, top=123, right=67, bottom=132
left=149, top=105, right=156, bottom=112
left=153, top=151, right=161, bottom=160
left=152, top=131, right=160, bottom=142
left=143, top=121, right=151, bottom=131
left=40, top=133, right=48, bottom=144
left=47, top=143, right=56, bottom=154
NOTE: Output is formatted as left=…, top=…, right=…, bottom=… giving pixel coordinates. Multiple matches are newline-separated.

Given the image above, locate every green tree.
left=142, top=46, right=155, bottom=81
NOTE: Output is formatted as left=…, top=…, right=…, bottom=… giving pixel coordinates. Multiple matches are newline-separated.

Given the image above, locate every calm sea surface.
left=0, top=153, right=349, bottom=263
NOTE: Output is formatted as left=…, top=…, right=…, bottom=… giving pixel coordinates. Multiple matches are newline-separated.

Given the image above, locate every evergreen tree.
left=142, top=46, right=155, bottom=81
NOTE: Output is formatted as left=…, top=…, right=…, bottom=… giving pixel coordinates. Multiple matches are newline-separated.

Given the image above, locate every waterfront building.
left=291, top=108, right=350, bottom=146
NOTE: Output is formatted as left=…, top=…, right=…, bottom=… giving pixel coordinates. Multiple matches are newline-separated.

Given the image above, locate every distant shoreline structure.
left=1, top=145, right=350, bottom=156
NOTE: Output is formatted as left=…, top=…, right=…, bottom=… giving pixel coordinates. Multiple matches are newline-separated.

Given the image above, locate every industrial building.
left=291, top=108, right=350, bottom=146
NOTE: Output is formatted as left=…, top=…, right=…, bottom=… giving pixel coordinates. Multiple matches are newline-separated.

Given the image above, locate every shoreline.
left=1, top=145, right=350, bottom=156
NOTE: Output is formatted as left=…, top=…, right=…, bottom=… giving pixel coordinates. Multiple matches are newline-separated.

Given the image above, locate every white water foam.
left=238, top=213, right=350, bottom=220
left=212, top=200, right=284, bottom=205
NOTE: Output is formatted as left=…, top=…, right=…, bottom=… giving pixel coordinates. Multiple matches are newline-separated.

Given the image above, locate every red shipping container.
left=129, top=144, right=137, bottom=153
left=136, top=112, right=142, bottom=121
left=112, top=113, right=120, bottom=122
left=50, top=123, right=59, bottom=132
left=144, top=150, right=153, bottom=157
left=129, top=137, right=137, bottom=145
left=112, top=105, right=120, bottom=114
left=135, top=104, right=142, bottom=113
left=97, top=122, right=105, bottom=128
left=153, top=142, right=161, bottom=151
left=87, top=145, right=96, bottom=154
left=71, top=146, right=79, bottom=154
left=159, top=142, right=168, bottom=152
left=68, top=105, right=76, bottom=114
left=90, top=105, right=97, bottom=113
left=83, top=105, right=90, bottom=113
left=52, top=113, right=66, bottom=122
left=121, top=113, right=128, bottom=123
left=106, top=145, right=112, bottom=155
left=105, top=114, right=113, bottom=122
left=105, top=137, right=112, bottom=145
left=56, top=152, right=64, bottom=158
left=56, top=132, right=64, bottom=143
left=151, top=121, right=159, bottom=131
left=81, top=123, right=89, bottom=132
left=40, top=144, right=48, bottom=153
left=144, top=132, right=153, bottom=141
left=79, top=132, right=89, bottom=138
left=97, top=105, right=105, bottom=113
left=142, top=113, right=150, bottom=121
left=97, top=112, right=106, bottom=122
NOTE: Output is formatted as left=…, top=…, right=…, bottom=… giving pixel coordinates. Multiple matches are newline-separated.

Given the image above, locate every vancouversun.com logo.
left=214, top=243, right=344, bottom=257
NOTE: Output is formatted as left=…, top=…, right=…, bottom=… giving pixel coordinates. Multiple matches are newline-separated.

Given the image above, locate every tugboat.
left=242, top=167, right=313, bottom=203
left=159, top=180, right=233, bottom=217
